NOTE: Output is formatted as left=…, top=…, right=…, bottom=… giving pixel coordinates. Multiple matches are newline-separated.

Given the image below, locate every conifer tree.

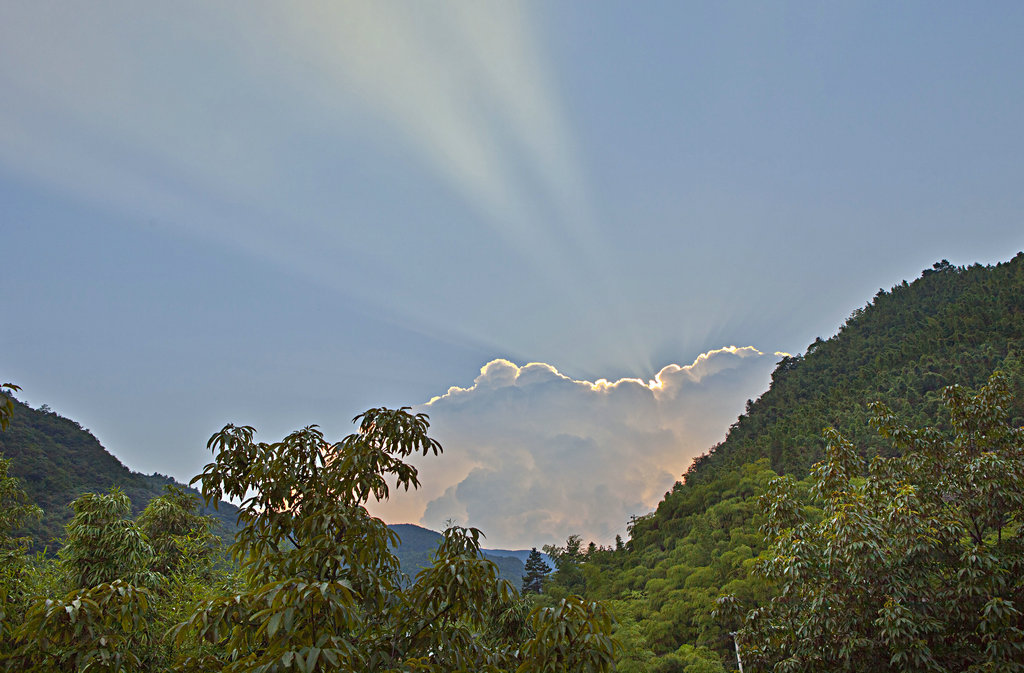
left=522, top=547, right=551, bottom=594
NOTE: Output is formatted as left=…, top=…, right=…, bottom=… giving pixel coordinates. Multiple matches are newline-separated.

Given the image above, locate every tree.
left=58, top=488, right=155, bottom=589
left=14, top=579, right=153, bottom=673
left=8, top=488, right=159, bottom=672
left=7, top=483, right=227, bottom=672
left=0, top=383, right=21, bottom=432
left=173, top=407, right=617, bottom=672
left=519, top=595, right=618, bottom=672
left=722, top=371, right=1024, bottom=672
left=0, top=452, right=42, bottom=659
left=521, top=548, right=551, bottom=594
left=544, top=535, right=587, bottom=595
left=136, top=485, right=218, bottom=577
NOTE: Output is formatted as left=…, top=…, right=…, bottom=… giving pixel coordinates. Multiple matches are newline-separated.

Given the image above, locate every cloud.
left=369, top=346, right=780, bottom=549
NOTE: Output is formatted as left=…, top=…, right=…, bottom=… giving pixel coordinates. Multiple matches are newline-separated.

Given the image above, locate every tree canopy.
left=721, top=371, right=1024, bottom=672
left=0, top=405, right=618, bottom=672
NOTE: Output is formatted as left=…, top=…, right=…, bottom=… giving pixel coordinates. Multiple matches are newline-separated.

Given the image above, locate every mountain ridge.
left=566, top=253, right=1024, bottom=672
left=387, top=523, right=526, bottom=584
left=0, top=395, right=242, bottom=551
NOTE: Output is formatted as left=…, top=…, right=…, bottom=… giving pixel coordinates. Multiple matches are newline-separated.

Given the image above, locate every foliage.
left=726, top=371, right=1024, bottom=672
left=1, top=484, right=228, bottom=671
left=58, top=488, right=156, bottom=589
left=0, top=454, right=42, bottom=554
left=518, top=595, right=618, bottom=672
left=0, top=453, right=43, bottom=655
left=9, top=254, right=1022, bottom=670
left=172, top=407, right=616, bottom=672
left=522, top=547, right=551, bottom=594
left=136, top=485, right=219, bottom=577
left=0, top=383, right=21, bottom=432
left=138, top=487, right=231, bottom=670
left=0, top=405, right=615, bottom=671
left=569, top=460, right=776, bottom=670
left=13, top=579, right=153, bottom=673
left=543, top=534, right=587, bottom=596
left=689, top=254, right=1024, bottom=482
left=0, top=394, right=241, bottom=552
left=387, top=523, right=525, bottom=585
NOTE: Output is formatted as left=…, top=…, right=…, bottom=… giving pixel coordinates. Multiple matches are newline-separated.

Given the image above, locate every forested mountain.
left=560, top=254, right=1024, bottom=672
left=0, top=395, right=240, bottom=551
left=689, top=255, right=1024, bottom=482
left=387, top=523, right=525, bottom=584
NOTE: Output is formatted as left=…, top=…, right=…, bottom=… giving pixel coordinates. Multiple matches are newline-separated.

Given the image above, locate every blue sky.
left=3, top=2, right=1023, bottom=547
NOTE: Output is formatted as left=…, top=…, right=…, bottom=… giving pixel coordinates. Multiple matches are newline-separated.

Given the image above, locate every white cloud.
left=370, top=346, right=780, bottom=549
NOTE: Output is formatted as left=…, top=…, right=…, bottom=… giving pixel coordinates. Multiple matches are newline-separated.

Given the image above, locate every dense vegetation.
left=538, top=255, right=1024, bottom=672
left=720, top=372, right=1024, bottom=671
left=0, top=396, right=241, bottom=552
left=0, top=405, right=616, bottom=672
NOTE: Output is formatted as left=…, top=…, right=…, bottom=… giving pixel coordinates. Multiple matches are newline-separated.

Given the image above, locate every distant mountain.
left=0, top=395, right=240, bottom=552
left=477, top=547, right=554, bottom=566
left=388, top=523, right=526, bottom=585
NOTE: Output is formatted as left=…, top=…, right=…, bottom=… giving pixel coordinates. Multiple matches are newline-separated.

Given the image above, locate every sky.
left=3, top=1, right=1023, bottom=549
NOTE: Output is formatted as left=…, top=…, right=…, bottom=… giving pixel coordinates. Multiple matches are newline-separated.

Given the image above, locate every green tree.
left=58, top=488, right=155, bottom=589
left=0, top=383, right=21, bottom=432
left=173, top=407, right=617, bottom=672
left=14, top=579, right=153, bottom=673
left=8, top=488, right=160, bottom=672
left=544, top=534, right=587, bottom=595
left=136, top=485, right=228, bottom=668
left=0, top=384, right=44, bottom=666
left=7, top=484, right=229, bottom=672
left=724, top=371, right=1024, bottom=672
left=0, top=452, right=42, bottom=661
left=518, top=595, right=618, bottom=672
left=136, top=485, right=218, bottom=577
left=521, top=548, right=551, bottom=594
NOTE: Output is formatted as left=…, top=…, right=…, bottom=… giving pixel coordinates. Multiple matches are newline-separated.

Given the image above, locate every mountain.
left=0, top=395, right=240, bottom=552
left=573, top=254, right=1024, bottom=672
left=388, top=523, right=526, bottom=585
left=685, top=255, right=1024, bottom=483
left=478, top=547, right=554, bottom=566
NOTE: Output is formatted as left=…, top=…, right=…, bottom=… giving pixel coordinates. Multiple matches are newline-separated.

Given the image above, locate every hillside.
left=687, top=255, right=1024, bottom=483
left=0, top=395, right=240, bottom=551
left=572, top=254, right=1024, bottom=672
